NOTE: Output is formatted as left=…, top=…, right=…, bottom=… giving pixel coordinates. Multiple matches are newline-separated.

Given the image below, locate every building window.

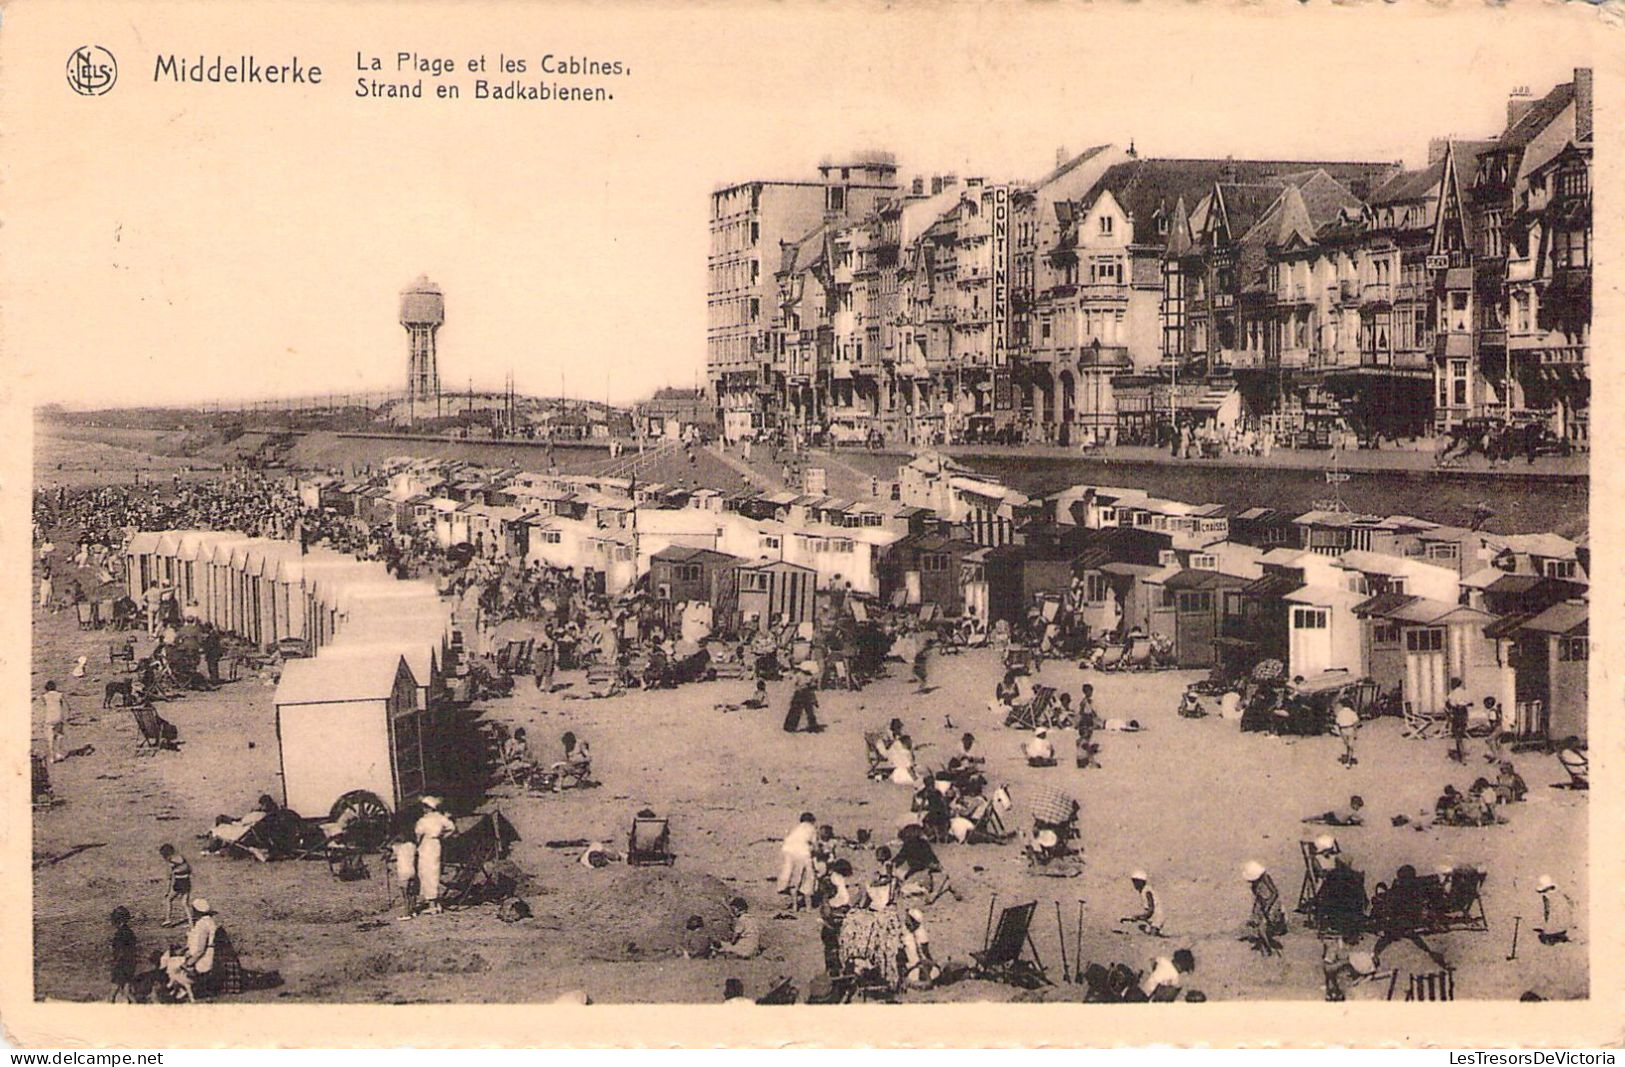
left=1543, top=558, right=1577, bottom=579
left=1404, top=627, right=1444, bottom=653
left=921, top=553, right=948, bottom=573
left=1293, top=607, right=1328, bottom=630
left=1099, top=215, right=1114, bottom=236
left=1553, top=228, right=1590, bottom=269
left=1559, top=636, right=1589, bottom=662
left=741, top=572, right=769, bottom=593
left=1557, top=168, right=1588, bottom=200
left=1451, top=359, right=1469, bottom=406
left=1373, top=623, right=1400, bottom=646
left=1449, top=291, right=1470, bottom=332
left=676, top=564, right=702, bottom=581
left=1190, top=554, right=1217, bottom=570
left=1426, top=542, right=1460, bottom=561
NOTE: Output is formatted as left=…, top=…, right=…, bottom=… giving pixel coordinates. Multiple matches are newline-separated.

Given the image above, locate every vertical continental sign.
left=991, top=184, right=1010, bottom=369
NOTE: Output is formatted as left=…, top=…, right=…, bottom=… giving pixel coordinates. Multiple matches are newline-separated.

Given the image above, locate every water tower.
left=400, top=275, right=444, bottom=421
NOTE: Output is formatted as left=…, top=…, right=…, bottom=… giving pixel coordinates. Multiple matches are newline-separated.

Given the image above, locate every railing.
left=1478, top=328, right=1508, bottom=349
left=1339, top=280, right=1361, bottom=304
left=1362, top=282, right=1392, bottom=305
left=1279, top=348, right=1310, bottom=369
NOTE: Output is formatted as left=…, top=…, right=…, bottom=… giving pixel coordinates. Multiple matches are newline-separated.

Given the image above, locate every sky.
left=2, top=1, right=1606, bottom=409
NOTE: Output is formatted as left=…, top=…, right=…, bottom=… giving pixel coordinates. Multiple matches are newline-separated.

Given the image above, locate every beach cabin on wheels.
left=650, top=546, right=740, bottom=630
left=1486, top=600, right=1589, bottom=745
left=273, top=652, right=424, bottom=821
left=1353, top=593, right=1499, bottom=717
left=1163, top=568, right=1250, bottom=668
left=735, top=560, right=815, bottom=628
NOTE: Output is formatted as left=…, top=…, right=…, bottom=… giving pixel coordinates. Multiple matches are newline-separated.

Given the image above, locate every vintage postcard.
left=1, top=0, right=1619, bottom=1048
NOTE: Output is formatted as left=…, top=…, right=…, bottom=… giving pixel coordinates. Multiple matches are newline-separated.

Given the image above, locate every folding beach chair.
left=965, top=786, right=1016, bottom=844
left=1402, top=701, right=1447, bottom=740
left=1557, top=749, right=1589, bottom=790
left=627, top=814, right=674, bottom=866
left=1296, top=841, right=1325, bottom=915
left=971, top=901, right=1048, bottom=987
left=76, top=601, right=96, bottom=631
left=1092, top=643, right=1126, bottom=671
left=1124, top=636, right=1154, bottom=670
left=1390, top=968, right=1454, bottom=1002
left=130, top=704, right=179, bottom=754
left=1003, top=646, right=1038, bottom=677
left=1429, top=868, right=1489, bottom=933
left=1004, top=686, right=1054, bottom=731
left=109, top=638, right=137, bottom=672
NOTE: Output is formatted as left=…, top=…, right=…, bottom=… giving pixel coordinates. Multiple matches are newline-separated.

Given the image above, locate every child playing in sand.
left=109, top=906, right=139, bottom=1003
left=158, top=844, right=192, bottom=927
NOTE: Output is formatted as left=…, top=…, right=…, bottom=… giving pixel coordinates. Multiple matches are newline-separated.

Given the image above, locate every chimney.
left=1575, top=67, right=1593, bottom=143
left=912, top=176, right=925, bottom=196
left=931, top=175, right=943, bottom=195
left=1056, top=145, right=1070, bottom=169
left=1219, top=158, right=1238, bottom=183
left=1428, top=138, right=1450, bottom=166
left=1507, top=94, right=1534, bottom=131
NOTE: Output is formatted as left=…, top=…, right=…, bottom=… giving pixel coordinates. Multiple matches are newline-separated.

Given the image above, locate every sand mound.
left=550, top=867, right=736, bottom=962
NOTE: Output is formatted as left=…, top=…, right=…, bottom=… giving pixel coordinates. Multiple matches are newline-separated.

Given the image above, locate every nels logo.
left=67, top=45, right=118, bottom=95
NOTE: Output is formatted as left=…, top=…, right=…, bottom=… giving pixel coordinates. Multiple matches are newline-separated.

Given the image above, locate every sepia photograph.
left=2, top=0, right=1617, bottom=1049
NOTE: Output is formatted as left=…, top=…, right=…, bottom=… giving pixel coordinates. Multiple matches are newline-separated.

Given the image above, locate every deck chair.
left=627, top=814, right=674, bottom=866
left=1003, top=646, right=1038, bottom=676
left=971, top=900, right=1048, bottom=987
left=1390, top=968, right=1455, bottom=1002
left=1092, top=643, right=1127, bottom=671
left=1296, top=841, right=1325, bottom=914
left=964, top=786, right=1016, bottom=844
left=864, top=732, right=896, bottom=780
left=109, top=639, right=137, bottom=672
left=130, top=704, right=179, bottom=753
left=1124, top=636, right=1154, bottom=670
left=1430, top=868, right=1489, bottom=932
left=1004, top=686, right=1055, bottom=731
left=76, top=601, right=97, bottom=630
left=1557, top=749, right=1589, bottom=790
left=1402, top=701, right=1447, bottom=740
left=533, top=755, right=595, bottom=793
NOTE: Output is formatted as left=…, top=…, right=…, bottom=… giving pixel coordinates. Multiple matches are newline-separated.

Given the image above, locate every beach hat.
left=907, top=908, right=925, bottom=924
left=1035, top=727, right=1048, bottom=738
left=1536, top=875, right=1556, bottom=893
left=191, top=897, right=214, bottom=914
left=421, top=795, right=442, bottom=810
left=1242, top=861, right=1266, bottom=882
left=1314, top=834, right=1338, bottom=853
left=1130, top=869, right=1148, bottom=883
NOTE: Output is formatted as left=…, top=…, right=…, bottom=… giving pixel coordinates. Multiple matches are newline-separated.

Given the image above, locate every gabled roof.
left=1517, top=600, right=1587, bottom=636
left=275, top=652, right=412, bottom=707
left=1369, top=160, right=1446, bottom=206
left=1500, top=81, right=1576, bottom=152
left=1163, top=568, right=1248, bottom=591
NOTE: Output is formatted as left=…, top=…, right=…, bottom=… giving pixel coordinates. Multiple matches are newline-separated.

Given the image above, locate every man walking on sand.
left=41, top=681, right=68, bottom=763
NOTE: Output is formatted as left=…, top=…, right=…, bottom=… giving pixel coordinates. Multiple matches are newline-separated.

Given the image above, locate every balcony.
left=1279, top=348, right=1310, bottom=369
left=1212, top=293, right=1235, bottom=310
left=1479, top=328, right=1508, bottom=350
left=1338, top=280, right=1361, bottom=305
left=1227, top=349, right=1262, bottom=370
left=1079, top=344, right=1131, bottom=369
left=1361, top=282, right=1392, bottom=307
